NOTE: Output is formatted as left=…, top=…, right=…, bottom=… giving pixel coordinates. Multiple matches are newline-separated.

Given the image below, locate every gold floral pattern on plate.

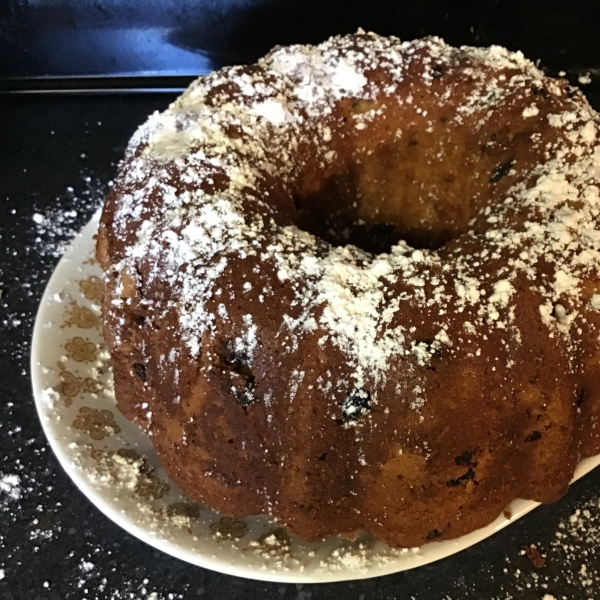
left=78, top=276, right=103, bottom=301
left=62, top=301, right=98, bottom=329
left=88, top=447, right=169, bottom=501
left=210, top=517, right=248, bottom=539
left=134, top=474, right=170, bottom=500
left=73, top=406, right=121, bottom=440
left=57, top=361, right=102, bottom=407
left=166, top=502, right=202, bottom=520
left=65, top=336, right=97, bottom=362
left=115, top=448, right=152, bottom=474
left=90, top=447, right=151, bottom=475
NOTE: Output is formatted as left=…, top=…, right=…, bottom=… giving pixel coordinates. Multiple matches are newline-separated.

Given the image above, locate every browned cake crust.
left=96, top=32, right=600, bottom=548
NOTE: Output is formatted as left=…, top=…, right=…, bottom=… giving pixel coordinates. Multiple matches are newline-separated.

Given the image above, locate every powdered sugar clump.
left=0, top=474, right=21, bottom=501
left=32, top=178, right=106, bottom=259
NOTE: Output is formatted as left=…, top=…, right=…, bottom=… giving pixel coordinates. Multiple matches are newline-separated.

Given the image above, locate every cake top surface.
left=106, top=32, right=600, bottom=407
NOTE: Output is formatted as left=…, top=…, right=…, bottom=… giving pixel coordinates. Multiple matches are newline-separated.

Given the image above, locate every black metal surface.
left=0, top=76, right=194, bottom=95
left=1, top=0, right=600, bottom=88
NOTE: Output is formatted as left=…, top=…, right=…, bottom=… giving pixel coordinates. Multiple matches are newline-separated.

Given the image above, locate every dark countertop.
left=2, top=88, right=600, bottom=600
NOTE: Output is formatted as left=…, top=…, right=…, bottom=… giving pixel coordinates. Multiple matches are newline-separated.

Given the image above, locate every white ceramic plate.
left=31, top=211, right=600, bottom=583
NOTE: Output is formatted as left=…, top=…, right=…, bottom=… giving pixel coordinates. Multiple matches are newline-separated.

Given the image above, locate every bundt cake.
left=96, top=31, right=600, bottom=548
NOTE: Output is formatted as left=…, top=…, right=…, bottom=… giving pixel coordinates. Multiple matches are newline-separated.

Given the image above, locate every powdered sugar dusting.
left=102, top=31, right=600, bottom=423
left=0, top=474, right=21, bottom=501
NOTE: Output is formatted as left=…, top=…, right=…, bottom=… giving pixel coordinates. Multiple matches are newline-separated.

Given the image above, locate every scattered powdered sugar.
left=293, top=245, right=410, bottom=389
left=31, top=177, right=106, bottom=259
left=266, top=44, right=368, bottom=115
left=316, top=540, right=421, bottom=574
left=330, top=58, right=368, bottom=95
left=550, top=494, right=600, bottom=592
left=590, top=294, right=600, bottom=310
left=71, top=553, right=187, bottom=600
left=0, top=474, right=21, bottom=501
left=0, top=176, right=106, bottom=368
left=252, top=99, right=289, bottom=125
left=463, top=44, right=537, bottom=73
left=0, top=170, right=198, bottom=598
left=235, top=314, right=258, bottom=363
left=32, top=207, right=80, bottom=258
left=522, top=104, right=541, bottom=118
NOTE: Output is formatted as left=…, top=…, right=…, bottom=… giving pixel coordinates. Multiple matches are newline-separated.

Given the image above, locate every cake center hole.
left=293, top=114, right=510, bottom=253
